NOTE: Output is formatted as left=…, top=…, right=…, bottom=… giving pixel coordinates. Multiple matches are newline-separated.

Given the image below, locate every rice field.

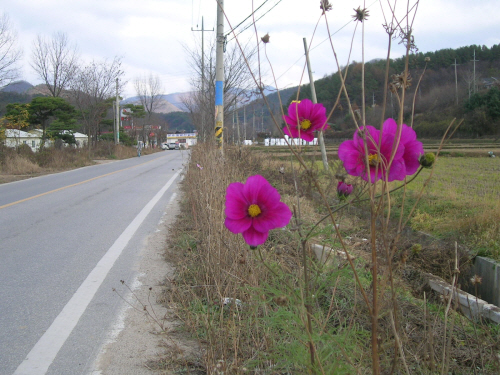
left=252, top=140, right=500, bottom=259
left=388, top=156, right=500, bottom=259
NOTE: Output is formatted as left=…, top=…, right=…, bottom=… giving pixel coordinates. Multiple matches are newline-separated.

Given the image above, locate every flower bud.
left=337, top=181, right=353, bottom=200
left=419, top=152, right=435, bottom=168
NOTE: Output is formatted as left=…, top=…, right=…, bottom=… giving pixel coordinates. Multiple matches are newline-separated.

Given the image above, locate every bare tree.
left=31, top=31, right=79, bottom=97
left=0, top=13, right=22, bottom=87
left=69, top=57, right=124, bottom=148
left=134, top=73, right=164, bottom=121
left=183, top=39, right=258, bottom=142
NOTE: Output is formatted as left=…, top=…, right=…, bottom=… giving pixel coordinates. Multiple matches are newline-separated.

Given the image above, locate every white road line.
left=13, top=170, right=181, bottom=375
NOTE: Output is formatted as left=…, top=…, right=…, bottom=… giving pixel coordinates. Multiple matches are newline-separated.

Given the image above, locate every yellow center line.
left=0, top=158, right=158, bottom=210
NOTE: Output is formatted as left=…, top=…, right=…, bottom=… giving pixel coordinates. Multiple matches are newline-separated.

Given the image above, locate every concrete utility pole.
left=232, top=109, right=235, bottom=144
left=215, top=0, right=224, bottom=149
left=252, top=109, right=255, bottom=141
left=451, top=59, right=460, bottom=105
left=236, top=109, right=240, bottom=145
left=471, top=50, right=479, bottom=94
left=303, top=37, right=328, bottom=171
left=192, top=17, right=213, bottom=137
left=115, top=78, right=120, bottom=144
left=261, top=107, right=264, bottom=132
left=243, top=105, right=246, bottom=141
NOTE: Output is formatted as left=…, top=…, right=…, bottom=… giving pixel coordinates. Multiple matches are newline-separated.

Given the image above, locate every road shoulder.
left=91, top=194, right=200, bottom=375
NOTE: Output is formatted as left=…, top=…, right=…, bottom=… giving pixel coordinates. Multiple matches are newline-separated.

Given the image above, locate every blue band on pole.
left=215, top=81, right=223, bottom=106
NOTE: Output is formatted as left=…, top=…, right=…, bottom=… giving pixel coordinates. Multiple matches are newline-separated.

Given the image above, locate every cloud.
left=2, top=0, right=499, bottom=99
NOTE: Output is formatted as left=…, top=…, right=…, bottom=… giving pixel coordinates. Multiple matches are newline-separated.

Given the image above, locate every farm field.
left=248, top=139, right=500, bottom=259
left=390, top=155, right=500, bottom=259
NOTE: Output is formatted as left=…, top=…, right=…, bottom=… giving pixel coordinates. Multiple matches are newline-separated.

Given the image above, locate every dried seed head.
left=390, top=72, right=412, bottom=90
left=261, top=33, right=270, bottom=44
left=353, top=7, right=369, bottom=22
left=320, top=0, right=332, bottom=12
left=425, top=56, right=431, bottom=62
left=470, top=275, right=482, bottom=285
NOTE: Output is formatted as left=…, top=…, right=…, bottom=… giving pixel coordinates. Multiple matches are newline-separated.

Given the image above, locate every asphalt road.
left=0, top=150, right=187, bottom=375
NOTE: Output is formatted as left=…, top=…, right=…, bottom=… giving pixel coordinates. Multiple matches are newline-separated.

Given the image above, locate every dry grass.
left=162, top=144, right=500, bottom=374
left=1, top=154, right=42, bottom=174
left=0, top=143, right=156, bottom=184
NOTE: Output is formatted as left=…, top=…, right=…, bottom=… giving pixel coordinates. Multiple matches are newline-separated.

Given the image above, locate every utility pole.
left=192, top=17, right=213, bottom=140
left=232, top=109, right=235, bottom=144
left=261, top=107, right=264, bottom=132
left=236, top=109, right=240, bottom=145
left=215, top=0, right=224, bottom=150
left=243, top=105, right=246, bottom=141
left=115, top=78, right=120, bottom=144
left=471, top=50, right=479, bottom=94
left=451, top=59, right=460, bottom=105
left=252, top=109, right=255, bottom=141
left=303, top=37, right=328, bottom=171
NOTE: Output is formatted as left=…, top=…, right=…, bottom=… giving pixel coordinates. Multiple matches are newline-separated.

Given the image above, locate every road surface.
left=0, top=150, right=187, bottom=374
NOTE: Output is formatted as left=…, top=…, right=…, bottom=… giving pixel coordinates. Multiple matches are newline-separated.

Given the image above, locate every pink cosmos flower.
left=337, top=181, right=353, bottom=200
left=224, top=175, right=292, bottom=247
left=283, top=99, right=328, bottom=141
left=338, top=125, right=406, bottom=182
left=381, top=118, right=424, bottom=176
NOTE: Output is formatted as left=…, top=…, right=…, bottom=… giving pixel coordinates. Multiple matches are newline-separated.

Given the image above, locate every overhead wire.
left=276, top=0, right=378, bottom=82
left=224, top=0, right=272, bottom=38
left=227, top=0, right=284, bottom=42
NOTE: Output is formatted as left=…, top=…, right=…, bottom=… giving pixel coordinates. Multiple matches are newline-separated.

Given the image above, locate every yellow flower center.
left=300, top=119, right=312, bottom=130
left=368, top=153, right=379, bottom=166
left=248, top=204, right=262, bottom=218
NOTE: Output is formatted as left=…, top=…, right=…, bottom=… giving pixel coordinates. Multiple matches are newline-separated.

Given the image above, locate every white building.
left=4, top=129, right=42, bottom=152
left=166, top=133, right=198, bottom=147
left=264, top=135, right=318, bottom=146
left=3, top=129, right=88, bottom=151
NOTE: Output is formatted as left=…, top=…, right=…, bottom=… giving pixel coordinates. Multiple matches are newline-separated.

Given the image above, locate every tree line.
left=278, top=43, right=500, bottom=138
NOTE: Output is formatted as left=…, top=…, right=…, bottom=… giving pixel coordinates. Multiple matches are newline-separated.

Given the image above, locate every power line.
left=276, top=0, right=377, bottom=82
left=276, top=19, right=354, bottom=82
left=225, top=0, right=271, bottom=37
left=227, top=0, right=284, bottom=42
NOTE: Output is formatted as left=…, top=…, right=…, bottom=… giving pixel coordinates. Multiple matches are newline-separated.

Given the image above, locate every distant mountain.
left=121, top=87, right=279, bottom=114
left=160, top=92, right=192, bottom=112
left=121, top=96, right=184, bottom=114
left=1, top=80, right=33, bottom=94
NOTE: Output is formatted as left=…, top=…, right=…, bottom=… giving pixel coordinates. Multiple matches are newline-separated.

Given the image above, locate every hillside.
left=0, top=80, right=33, bottom=94
left=247, top=43, right=500, bottom=138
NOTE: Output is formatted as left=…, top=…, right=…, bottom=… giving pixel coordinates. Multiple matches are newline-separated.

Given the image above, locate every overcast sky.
left=3, top=0, right=500, bottom=99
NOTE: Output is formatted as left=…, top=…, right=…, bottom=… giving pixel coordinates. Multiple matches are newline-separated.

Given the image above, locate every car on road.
left=161, top=142, right=179, bottom=150
left=167, top=142, right=179, bottom=150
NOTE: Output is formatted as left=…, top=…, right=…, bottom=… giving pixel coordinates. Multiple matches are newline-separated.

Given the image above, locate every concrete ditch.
left=311, top=243, right=500, bottom=325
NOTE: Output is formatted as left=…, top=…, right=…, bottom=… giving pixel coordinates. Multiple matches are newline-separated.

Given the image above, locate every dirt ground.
left=90, top=192, right=200, bottom=375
